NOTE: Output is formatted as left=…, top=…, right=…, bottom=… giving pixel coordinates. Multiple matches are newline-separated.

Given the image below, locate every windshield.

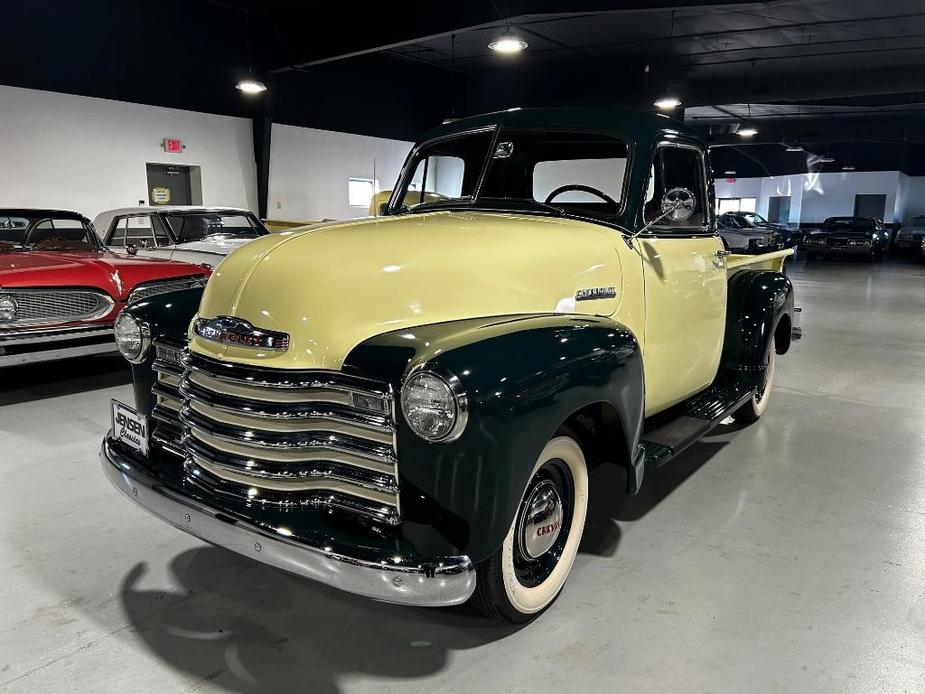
left=392, top=128, right=629, bottom=223
left=0, top=214, right=99, bottom=251
left=824, top=217, right=874, bottom=231
left=163, top=212, right=265, bottom=243
left=741, top=212, right=767, bottom=225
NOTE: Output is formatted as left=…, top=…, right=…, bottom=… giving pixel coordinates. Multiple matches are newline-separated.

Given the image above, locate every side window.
left=644, top=145, right=708, bottom=229
left=151, top=216, right=171, bottom=245
left=109, top=218, right=127, bottom=246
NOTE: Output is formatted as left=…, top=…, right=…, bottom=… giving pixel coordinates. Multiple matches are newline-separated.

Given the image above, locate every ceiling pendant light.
left=489, top=31, right=528, bottom=54
left=654, top=96, right=682, bottom=110
left=842, top=164, right=856, bottom=171
left=236, top=77, right=267, bottom=94
left=817, top=155, right=835, bottom=164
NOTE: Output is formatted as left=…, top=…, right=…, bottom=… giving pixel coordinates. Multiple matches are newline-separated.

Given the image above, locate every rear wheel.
left=733, top=337, right=776, bottom=424
left=470, top=434, right=589, bottom=623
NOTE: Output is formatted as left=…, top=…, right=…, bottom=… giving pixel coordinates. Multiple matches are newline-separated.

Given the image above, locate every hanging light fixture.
left=842, top=164, right=856, bottom=171
left=489, top=31, right=528, bottom=54
left=654, top=96, right=682, bottom=110
left=236, top=77, right=267, bottom=94
left=236, top=14, right=266, bottom=95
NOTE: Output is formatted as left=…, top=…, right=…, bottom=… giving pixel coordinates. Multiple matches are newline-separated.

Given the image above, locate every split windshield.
left=0, top=214, right=99, bottom=251
left=392, top=128, right=629, bottom=223
left=163, top=212, right=265, bottom=243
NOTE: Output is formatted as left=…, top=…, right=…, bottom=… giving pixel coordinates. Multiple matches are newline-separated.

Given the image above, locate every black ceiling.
left=4, top=0, right=925, bottom=173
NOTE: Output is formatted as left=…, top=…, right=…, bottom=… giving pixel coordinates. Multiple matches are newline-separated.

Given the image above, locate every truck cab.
left=100, top=108, right=800, bottom=623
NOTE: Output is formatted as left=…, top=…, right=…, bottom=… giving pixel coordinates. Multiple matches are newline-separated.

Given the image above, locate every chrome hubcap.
left=520, top=480, right=564, bottom=560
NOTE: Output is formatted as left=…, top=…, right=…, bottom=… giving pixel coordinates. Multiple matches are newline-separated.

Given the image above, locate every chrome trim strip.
left=0, top=340, right=117, bottom=367
left=184, top=436, right=397, bottom=490
left=101, top=437, right=474, bottom=607
left=187, top=398, right=394, bottom=444
left=0, top=326, right=113, bottom=345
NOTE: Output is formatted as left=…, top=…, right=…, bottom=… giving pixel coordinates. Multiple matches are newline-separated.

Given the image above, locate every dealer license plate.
left=111, top=400, right=149, bottom=456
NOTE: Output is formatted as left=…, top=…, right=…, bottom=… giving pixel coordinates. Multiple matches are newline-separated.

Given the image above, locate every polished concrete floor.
left=2, top=255, right=924, bottom=694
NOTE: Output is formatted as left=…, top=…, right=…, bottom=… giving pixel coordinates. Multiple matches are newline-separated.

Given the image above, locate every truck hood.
left=0, top=250, right=205, bottom=300
left=193, top=210, right=625, bottom=370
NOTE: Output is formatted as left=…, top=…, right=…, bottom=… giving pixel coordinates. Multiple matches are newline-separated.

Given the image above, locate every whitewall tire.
left=471, top=434, right=589, bottom=622
left=733, top=337, right=776, bottom=423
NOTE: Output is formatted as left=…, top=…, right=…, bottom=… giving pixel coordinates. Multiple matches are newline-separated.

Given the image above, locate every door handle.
left=715, top=249, right=732, bottom=258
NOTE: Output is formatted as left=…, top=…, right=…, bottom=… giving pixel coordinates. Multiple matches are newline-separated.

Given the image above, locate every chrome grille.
left=0, top=288, right=113, bottom=327
left=176, top=352, right=399, bottom=525
left=128, top=276, right=207, bottom=305
left=150, top=341, right=185, bottom=456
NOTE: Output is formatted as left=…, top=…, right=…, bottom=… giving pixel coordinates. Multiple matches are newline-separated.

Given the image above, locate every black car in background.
left=802, top=217, right=891, bottom=261
left=717, top=211, right=804, bottom=248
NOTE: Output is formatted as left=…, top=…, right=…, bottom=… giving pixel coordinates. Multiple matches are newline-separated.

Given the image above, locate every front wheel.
left=470, top=434, right=589, bottom=623
left=733, top=337, right=776, bottom=423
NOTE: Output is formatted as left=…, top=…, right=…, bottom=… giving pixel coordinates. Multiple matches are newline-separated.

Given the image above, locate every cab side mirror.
left=660, top=187, right=697, bottom=222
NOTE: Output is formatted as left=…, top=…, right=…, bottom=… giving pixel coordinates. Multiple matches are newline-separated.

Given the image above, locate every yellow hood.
left=191, top=210, right=624, bottom=369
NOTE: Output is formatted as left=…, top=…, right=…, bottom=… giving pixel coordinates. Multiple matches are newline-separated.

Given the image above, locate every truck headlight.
left=0, top=293, right=17, bottom=322
left=401, top=369, right=467, bottom=442
left=114, top=311, right=151, bottom=364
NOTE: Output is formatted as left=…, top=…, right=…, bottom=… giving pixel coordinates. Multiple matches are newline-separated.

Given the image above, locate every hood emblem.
left=193, top=316, right=290, bottom=350
left=575, top=286, right=617, bottom=301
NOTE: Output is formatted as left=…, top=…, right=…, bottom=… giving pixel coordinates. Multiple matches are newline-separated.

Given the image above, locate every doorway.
left=146, top=164, right=202, bottom=206
left=768, top=195, right=791, bottom=224
left=854, top=194, right=887, bottom=220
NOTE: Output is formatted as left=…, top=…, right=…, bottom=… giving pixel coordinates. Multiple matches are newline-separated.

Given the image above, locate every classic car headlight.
left=401, top=369, right=468, bottom=442
left=114, top=311, right=151, bottom=364
left=0, top=293, right=17, bottom=322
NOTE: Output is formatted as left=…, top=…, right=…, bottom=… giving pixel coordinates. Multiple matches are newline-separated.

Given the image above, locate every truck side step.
left=640, top=382, right=754, bottom=469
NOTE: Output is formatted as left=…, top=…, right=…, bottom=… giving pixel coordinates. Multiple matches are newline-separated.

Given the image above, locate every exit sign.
left=162, top=138, right=184, bottom=153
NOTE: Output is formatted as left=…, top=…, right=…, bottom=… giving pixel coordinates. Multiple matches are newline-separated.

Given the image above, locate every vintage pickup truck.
left=100, top=108, right=801, bottom=623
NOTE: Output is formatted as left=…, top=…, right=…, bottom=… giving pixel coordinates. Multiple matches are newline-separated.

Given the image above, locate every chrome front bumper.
left=0, top=325, right=116, bottom=366
left=100, top=436, right=476, bottom=607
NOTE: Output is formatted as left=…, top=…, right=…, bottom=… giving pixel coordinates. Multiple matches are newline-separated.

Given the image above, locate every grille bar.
left=172, top=351, right=399, bottom=524
left=128, top=276, right=207, bottom=305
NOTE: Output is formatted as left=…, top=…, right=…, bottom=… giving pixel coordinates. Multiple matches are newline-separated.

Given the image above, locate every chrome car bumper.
left=100, top=436, right=476, bottom=607
left=0, top=326, right=116, bottom=367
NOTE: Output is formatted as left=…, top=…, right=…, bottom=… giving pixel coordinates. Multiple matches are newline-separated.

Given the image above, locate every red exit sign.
left=162, top=138, right=184, bottom=153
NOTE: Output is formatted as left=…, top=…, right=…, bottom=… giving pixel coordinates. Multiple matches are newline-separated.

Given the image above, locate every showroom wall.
left=715, top=170, right=925, bottom=223
left=267, top=124, right=413, bottom=221
left=0, top=85, right=258, bottom=219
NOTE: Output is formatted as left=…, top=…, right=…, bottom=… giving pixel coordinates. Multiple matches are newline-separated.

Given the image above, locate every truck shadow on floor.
left=0, top=355, right=130, bottom=406
left=117, top=436, right=731, bottom=693
left=118, top=550, right=519, bottom=694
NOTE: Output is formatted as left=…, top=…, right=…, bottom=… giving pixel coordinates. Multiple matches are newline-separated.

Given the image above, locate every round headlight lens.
left=0, top=294, right=17, bottom=322
left=114, top=311, right=150, bottom=363
left=401, top=370, right=465, bottom=442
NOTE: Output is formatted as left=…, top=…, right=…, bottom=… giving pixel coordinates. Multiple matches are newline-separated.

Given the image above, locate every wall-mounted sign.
left=151, top=187, right=171, bottom=204
left=162, top=138, right=184, bottom=153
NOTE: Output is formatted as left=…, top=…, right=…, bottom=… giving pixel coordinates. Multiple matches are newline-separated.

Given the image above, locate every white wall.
left=0, top=85, right=258, bottom=220
left=268, top=123, right=412, bottom=220
left=714, top=170, right=921, bottom=224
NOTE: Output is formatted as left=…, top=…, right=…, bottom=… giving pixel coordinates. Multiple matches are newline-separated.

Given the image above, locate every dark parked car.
left=802, top=217, right=890, bottom=261
left=894, top=216, right=925, bottom=258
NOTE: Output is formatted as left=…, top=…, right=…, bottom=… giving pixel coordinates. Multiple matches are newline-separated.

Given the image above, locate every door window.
left=644, top=144, right=708, bottom=229
left=119, top=216, right=167, bottom=248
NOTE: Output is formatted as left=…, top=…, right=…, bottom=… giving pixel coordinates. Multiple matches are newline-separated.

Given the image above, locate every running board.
left=640, top=382, right=755, bottom=469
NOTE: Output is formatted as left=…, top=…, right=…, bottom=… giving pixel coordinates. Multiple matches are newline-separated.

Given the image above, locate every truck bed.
left=727, top=248, right=793, bottom=275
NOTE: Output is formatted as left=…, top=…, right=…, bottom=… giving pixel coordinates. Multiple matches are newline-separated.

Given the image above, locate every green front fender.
left=344, top=313, right=644, bottom=564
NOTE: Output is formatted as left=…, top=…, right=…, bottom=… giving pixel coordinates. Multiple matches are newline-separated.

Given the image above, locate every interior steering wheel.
left=544, top=184, right=617, bottom=207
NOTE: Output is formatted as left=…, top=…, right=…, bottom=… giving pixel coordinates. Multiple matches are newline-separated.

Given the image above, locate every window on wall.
left=348, top=178, right=378, bottom=208
left=716, top=197, right=757, bottom=214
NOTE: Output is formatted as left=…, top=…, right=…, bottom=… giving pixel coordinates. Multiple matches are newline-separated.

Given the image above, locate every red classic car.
left=0, top=209, right=209, bottom=367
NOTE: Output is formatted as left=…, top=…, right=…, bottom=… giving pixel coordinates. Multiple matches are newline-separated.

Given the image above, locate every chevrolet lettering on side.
left=100, top=108, right=802, bottom=623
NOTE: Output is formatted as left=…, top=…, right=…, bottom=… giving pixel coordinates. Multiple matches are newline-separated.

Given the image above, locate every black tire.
left=470, top=433, right=589, bottom=623
left=733, top=337, right=776, bottom=424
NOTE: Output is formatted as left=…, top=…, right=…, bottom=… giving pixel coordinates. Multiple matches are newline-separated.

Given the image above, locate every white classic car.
left=93, top=206, right=268, bottom=268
